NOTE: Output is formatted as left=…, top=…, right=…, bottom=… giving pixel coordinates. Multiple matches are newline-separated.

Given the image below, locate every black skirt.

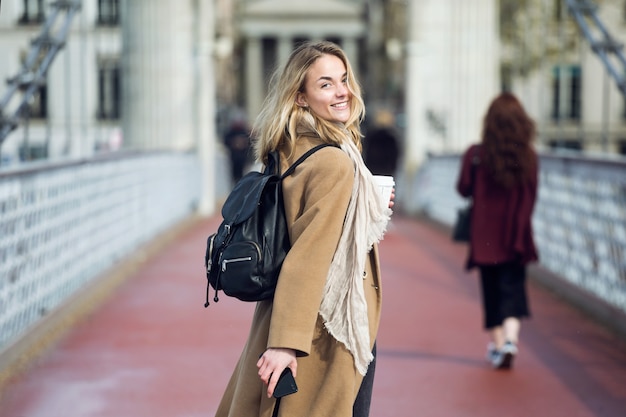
left=478, top=262, right=531, bottom=329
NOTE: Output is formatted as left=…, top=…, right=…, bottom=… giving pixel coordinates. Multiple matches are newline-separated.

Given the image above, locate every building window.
left=19, top=49, right=48, bottom=119
left=548, top=139, right=582, bottom=151
left=97, top=58, right=121, bottom=120
left=97, top=0, right=120, bottom=26
left=555, top=0, right=566, bottom=21
left=18, top=0, right=45, bottom=24
left=327, top=37, right=342, bottom=47
left=551, top=65, right=581, bottom=121
left=25, top=85, right=48, bottom=119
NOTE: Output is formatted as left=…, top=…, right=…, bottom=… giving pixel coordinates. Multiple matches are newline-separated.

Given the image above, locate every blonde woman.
left=215, top=41, right=392, bottom=417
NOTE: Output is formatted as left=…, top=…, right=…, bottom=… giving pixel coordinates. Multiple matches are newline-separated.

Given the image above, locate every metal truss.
left=566, top=0, right=626, bottom=97
left=0, top=1, right=82, bottom=148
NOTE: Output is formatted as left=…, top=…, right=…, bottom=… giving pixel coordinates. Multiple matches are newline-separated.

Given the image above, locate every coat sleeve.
left=511, top=150, right=539, bottom=263
left=267, top=147, right=354, bottom=355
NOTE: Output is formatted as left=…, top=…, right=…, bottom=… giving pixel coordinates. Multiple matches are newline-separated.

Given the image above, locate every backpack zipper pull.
left=214, top=273, right=221, bottom=303
left=204, top=278, right=211, bottom=307
left=221, top=256, right=253, bottom=272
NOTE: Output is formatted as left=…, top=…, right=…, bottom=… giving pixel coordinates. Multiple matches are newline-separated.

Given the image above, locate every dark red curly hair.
left=481, top=92, right=536, bottom=188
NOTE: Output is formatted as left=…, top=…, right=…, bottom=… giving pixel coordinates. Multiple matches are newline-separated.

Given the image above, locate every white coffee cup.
left=372, top=175, right=395, bottom=207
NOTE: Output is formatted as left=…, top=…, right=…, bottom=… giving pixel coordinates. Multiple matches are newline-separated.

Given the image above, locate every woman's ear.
left=295, top=92, right=308, bottom=108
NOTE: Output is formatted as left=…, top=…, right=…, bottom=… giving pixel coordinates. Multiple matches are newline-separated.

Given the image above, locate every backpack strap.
left=280, top=143, right=336, bottom=179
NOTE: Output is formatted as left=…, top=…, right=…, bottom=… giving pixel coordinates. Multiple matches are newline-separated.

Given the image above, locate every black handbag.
left=452, top=204, right=472, bottom=242
left=452, top=148, right=479, bottom=242
left=204, top=144, right=333, bottom=306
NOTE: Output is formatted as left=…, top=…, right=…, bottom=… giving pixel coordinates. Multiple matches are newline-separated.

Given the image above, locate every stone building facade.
left=2, top=0, right=625, bottom=171
left=505, top=0, right=626, bottom=155
left=0, top=0, right=124, bottom=164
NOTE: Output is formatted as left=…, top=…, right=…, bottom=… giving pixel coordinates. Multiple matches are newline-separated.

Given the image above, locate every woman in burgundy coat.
left=456, top=92, right=539, bottom=370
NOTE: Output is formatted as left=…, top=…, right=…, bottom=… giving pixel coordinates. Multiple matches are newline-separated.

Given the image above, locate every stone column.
left=122, top=0, right=195, bottom=150
left=404, top=0, right=498, bottom=166
left=404, top=0, right=429, bottom=170
left=245, top=36, right=264, bottom=120
left=194, top=0, right=218, bottom=215
left=448, top=0, right=498, bottom=152
left=277, top=35, right=293, bottom=70
left=342, top=37, right=359, bottom=75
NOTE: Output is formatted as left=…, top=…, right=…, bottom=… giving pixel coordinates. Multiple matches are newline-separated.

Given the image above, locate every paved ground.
left=0, top=215, right=625, bottom=417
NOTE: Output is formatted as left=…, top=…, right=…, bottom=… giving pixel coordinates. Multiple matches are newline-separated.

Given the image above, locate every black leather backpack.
left=204, top=143, right=333, bottom=306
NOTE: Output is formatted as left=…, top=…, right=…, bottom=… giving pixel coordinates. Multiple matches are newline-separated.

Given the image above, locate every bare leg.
left=489, top=326, right=505, bottom=349
left=490, top=320, right=520, bottom=369
left=503, top=317, right=521, bottom=344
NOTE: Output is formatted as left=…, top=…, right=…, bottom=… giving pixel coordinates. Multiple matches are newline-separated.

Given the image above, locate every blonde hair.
left=252, top=41, right=365, bottom=164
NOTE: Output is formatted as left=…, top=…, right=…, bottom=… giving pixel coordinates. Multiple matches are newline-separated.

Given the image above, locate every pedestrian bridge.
left=0, top=150, right=625, bottom=416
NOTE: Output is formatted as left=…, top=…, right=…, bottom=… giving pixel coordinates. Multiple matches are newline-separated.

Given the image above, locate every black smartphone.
left=273, top=368, right=298, bottom=398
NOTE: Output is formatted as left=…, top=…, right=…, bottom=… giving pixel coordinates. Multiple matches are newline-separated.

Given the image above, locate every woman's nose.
left=336, top=83, right=348, bottom=97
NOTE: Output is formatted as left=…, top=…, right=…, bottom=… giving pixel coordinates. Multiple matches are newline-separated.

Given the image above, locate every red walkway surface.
left=1, top=215, right=625, bottom=417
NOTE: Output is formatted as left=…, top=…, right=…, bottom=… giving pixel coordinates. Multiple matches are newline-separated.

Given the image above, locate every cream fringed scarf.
left=319, top=138, right=392, bottom=376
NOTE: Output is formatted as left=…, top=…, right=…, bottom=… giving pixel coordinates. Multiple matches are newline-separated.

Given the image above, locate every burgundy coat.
left=456, top=144, right=539, bottom=270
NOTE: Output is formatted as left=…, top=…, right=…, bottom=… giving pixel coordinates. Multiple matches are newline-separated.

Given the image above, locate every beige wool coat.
left=214, top=136, right=383, bottom=417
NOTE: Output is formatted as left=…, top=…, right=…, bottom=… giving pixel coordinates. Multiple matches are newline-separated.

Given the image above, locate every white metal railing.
left=404, top=151, right=626, bottom=315
left=0, top=152, right=202, bottom=349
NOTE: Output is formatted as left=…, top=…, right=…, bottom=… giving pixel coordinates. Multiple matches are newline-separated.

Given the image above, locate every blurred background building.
left=503, top=0, right=626, bottom=155
left=0, top=0, right=124, bottom=164
left=2, top=0, right=626, bottom=170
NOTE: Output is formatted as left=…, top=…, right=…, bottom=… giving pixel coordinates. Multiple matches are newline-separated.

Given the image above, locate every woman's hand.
left=389, top=188, right=396, bottom=208
left=257, top=348, right=297, bottom=398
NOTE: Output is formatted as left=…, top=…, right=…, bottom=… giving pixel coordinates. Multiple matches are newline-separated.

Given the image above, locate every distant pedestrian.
left=223, top=121, right=251, bottom=184
left=456, top=92, right=539, bottom=370
left=363, top=110, right=400, bottom=176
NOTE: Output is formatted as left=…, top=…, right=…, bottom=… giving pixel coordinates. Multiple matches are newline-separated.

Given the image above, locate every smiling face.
left=296, top=54, right=351, bottom=124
